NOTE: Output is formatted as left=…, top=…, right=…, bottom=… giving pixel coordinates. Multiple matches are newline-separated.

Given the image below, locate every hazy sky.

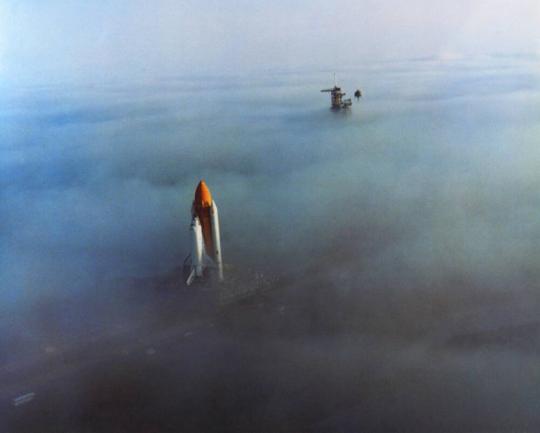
left=1, top=0, right=539, bottom=83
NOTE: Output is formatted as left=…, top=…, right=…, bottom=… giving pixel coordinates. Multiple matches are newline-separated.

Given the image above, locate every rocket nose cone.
left=194, top=180, right=213, bottom=208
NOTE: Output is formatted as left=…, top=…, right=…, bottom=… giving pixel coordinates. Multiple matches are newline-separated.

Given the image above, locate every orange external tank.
left=192, top=180, right=215, bottom=258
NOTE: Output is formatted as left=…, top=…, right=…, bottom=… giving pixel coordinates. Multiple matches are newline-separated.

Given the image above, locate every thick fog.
left=2, top=57, right=540, bottom=431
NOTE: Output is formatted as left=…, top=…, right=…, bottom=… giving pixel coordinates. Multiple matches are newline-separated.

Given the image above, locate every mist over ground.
left=2, top=56, right=540, bottom=431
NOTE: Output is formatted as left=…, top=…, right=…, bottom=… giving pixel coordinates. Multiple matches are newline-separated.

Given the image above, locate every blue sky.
left=1, top=0, right=539, bottom=84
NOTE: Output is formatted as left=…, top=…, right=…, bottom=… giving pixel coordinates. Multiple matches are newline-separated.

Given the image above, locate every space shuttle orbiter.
left=185, top=180, right=224, bottom=285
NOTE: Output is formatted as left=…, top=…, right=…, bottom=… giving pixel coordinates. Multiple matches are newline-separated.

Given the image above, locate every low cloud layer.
left=2, top=57, right=540, bottom=431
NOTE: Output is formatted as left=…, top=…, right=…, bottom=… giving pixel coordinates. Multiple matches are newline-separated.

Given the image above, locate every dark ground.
left=2, top=268, right=540, bottom=433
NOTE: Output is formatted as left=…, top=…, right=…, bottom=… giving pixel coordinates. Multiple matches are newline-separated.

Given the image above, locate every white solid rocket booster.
left=210, top=202, right=224, bottom=281
left=187, top=217, right=204, bottom=286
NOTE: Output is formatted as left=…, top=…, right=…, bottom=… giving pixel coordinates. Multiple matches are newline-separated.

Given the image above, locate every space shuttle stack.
left=185, top=180, right=224, bottom=286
